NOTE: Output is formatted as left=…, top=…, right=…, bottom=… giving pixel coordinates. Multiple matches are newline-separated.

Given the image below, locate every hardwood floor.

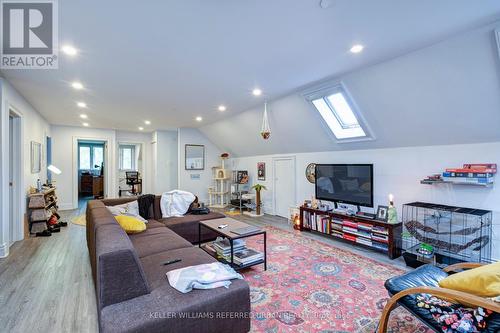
left=0, top=204, right=405, bottom=333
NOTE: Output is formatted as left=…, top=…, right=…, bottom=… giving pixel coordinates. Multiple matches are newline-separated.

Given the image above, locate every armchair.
left=378, top=263, right=500, bottom=333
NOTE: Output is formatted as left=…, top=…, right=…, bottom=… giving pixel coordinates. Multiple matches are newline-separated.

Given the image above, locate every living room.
left=1, top=1, right=500, bottom=332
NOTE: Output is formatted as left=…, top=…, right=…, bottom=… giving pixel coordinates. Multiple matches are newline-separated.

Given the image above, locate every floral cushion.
left=415, top=294, right=494, bottom=333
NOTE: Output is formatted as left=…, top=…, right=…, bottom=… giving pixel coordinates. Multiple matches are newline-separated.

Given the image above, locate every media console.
left=299, top=206, right=402, bottom=259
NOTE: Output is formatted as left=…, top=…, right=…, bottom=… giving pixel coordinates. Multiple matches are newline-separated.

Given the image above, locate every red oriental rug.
left=241, top=226, right=431, bottom=332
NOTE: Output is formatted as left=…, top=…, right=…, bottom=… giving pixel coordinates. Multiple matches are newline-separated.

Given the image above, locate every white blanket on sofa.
left=160, top=190, right=196, bottom=218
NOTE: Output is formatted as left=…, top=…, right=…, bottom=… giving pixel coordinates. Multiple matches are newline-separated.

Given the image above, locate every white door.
left=9, top=115, right=14, bottom=244
left=274, top=158, right=295, bottom=218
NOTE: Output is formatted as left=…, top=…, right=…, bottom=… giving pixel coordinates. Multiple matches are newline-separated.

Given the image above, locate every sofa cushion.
left=129, top=227, right=192, bottom=258
left=146, top=219, right=166, bottom=229
left=439, top=261, right=500, bottom=298
left=159, top=212, right=225, bottom=243
left=115, top=215, right=147, bottom=234
left=101, top=247, right=250, bottom=333
left=140, top=247, right=218, bottom=289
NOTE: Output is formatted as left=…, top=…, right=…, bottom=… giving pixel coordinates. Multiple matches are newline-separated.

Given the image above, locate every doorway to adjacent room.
left=77, top=140, right=106, bottom=208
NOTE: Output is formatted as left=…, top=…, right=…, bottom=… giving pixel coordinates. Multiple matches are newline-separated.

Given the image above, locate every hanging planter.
left=260, top=102, right=271, bottom=140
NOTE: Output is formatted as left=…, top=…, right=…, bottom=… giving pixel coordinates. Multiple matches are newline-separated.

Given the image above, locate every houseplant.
left=252, top=184, right=267, bottom=216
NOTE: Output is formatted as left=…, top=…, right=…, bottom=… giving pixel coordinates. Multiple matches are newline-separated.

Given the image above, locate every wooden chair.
left=378, top=262, right=500, bottom=333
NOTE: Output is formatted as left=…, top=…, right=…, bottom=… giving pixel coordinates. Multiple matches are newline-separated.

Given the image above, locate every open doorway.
left=117, top=142, right=144, bottom=197
left=77, top=140, right=105, bottom=208
left=8, top=109, right=23, bottom=245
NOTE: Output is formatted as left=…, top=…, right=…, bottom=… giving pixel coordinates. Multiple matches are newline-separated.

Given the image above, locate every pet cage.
left=402, top=202, right=492, bottom=267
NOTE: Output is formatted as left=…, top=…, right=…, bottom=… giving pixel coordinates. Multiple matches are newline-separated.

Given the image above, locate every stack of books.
left=372, top=240, right=389, bottom=251
left=331, top=218, right=343, bottom=238
left=213, top=238, right=246, bottom=259
left=212, top=238, right=263, bottom=267
left=342, top=220, right=358, bottom=235
left=442, top=163, right=496, bottom=185
left=372, top=232, right=389, bottom=243
left=232, top=248, right=264, bottom=266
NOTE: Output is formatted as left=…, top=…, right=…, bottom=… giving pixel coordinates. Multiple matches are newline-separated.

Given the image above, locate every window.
left=119, top=145, right=135, bottom=170
left=94, top=147, right=104, bottom=168
left=79, top=144, right=104, bottom=170
left=305, top=83, right=372, bottom=142
left=79, top=146, right=91, bottom=169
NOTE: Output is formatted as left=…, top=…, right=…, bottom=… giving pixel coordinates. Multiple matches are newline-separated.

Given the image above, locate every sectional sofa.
left=86, top=196, right=251, bottom=333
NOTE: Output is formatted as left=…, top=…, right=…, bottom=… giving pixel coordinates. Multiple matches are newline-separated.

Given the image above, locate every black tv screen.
left=315, top=164, right=373, bottom=207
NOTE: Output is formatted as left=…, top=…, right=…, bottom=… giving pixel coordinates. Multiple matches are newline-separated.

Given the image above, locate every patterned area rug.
left=241, top=226, right=431, bottom=333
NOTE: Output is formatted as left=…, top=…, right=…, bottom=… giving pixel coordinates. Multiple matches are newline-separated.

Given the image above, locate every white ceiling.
left=2, top=0, right=500, bottom=132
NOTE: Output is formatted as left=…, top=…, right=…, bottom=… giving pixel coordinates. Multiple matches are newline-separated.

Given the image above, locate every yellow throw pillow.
left=115, top=215, right=146, bottom=234
left=439, top=261, right=500, bottom=297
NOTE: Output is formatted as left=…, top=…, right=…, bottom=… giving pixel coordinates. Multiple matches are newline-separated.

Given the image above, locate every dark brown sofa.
left=86, top=197, right=251, bottom=333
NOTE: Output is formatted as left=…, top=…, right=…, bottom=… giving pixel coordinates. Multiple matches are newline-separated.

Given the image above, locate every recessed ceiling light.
left=80, top=114, right=88, bottom=119
left=218, top=105, right=227, bottom=112
left=82, top=122, right=89, bottom=127
left=350, top=44, right=364, bottom=54
left=252, top=88, right=262, bottom=96
left=71, top=81, right=84, bottom=90
left=195, top=116, right=203, bottom=122
left=77, top=101, right=87, bottom=108
left=138, top=126, right=144, bottom=131
left=61, top=45, right=78, bottom=56
left=144, top=120, right=151, bottom=125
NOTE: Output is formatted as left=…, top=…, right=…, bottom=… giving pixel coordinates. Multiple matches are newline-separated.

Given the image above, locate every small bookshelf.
left=299, top=206, right=402, bottom=259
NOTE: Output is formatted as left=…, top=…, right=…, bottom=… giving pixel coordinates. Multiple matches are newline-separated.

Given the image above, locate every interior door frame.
left=8, top=106, right=23, bottom=244
left=117, top=141, right=147, bottom=195
left=72, top=136, right=111, bottom=209
left=272, top=155, right=296, bottom=217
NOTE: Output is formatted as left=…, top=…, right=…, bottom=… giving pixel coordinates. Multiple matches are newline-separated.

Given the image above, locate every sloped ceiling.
left=199, top=22, right=500, bottom=157
left=2, top=1, right=500, bottom=131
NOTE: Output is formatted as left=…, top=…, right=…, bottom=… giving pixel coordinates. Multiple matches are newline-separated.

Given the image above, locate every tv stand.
left=299, top=206, right=402, bottom=259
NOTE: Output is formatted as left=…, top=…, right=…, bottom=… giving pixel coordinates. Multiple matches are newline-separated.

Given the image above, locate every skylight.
left=306, top=83, right=371, bottom=142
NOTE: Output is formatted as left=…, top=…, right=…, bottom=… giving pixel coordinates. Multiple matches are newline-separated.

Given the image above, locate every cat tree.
left=208, top=154, right=230, bottom=208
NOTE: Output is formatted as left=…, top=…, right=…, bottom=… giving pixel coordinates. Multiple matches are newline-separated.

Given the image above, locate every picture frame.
left=31, top=141, right=42, bottom=174
left=376, top=205, right=389, bottom=221
left=257, top=162, right=266, bottom=181
left=185, top=144, right=205, bottom=170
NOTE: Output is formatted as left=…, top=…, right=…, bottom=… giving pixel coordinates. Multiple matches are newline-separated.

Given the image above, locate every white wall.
left=178, top=128, right=223, bottom=202
left=151, top=130, right=178, bottom=194
left=50, top=125, right=117, bottom=209
left=200, top=21, right=500, bottom=156
left=231, top=141, right=500, bottom=260
left=0, top=77, right=50, bottom=256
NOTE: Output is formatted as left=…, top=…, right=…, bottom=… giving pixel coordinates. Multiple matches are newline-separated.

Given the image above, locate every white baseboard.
left=0, top=242, right=9, bottom=258
left=59, top=203, right=75, bottom=211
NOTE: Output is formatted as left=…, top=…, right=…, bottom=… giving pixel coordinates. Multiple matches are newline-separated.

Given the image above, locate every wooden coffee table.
left=198, top=217, right=267, bottom=271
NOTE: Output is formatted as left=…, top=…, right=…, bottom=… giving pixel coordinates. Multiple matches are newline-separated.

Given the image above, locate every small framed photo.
left=376, top=205, right=389, bottom=221
left=257, top=162, right=266, bottom=181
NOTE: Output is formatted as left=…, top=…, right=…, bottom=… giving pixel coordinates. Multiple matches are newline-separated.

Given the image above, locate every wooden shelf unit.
left=299, top=206, right=402, bottom=259
left=27, top=187, right=59, bottom=234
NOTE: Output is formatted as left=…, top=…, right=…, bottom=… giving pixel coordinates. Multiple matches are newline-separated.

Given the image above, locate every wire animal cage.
left=402, top=202, right=492, bottom=267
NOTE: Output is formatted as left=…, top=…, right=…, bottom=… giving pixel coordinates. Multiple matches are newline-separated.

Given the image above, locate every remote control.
left=162, top=259, right=181, bottom=266
left=218, top=224, right=228, bottom=229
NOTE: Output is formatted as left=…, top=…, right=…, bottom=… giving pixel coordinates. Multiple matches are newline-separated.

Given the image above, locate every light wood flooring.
left=0, top=202, right=406, bottom=333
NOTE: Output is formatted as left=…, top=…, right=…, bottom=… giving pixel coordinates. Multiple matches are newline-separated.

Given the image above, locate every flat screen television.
left=315, top=164, right=373, bottom=208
